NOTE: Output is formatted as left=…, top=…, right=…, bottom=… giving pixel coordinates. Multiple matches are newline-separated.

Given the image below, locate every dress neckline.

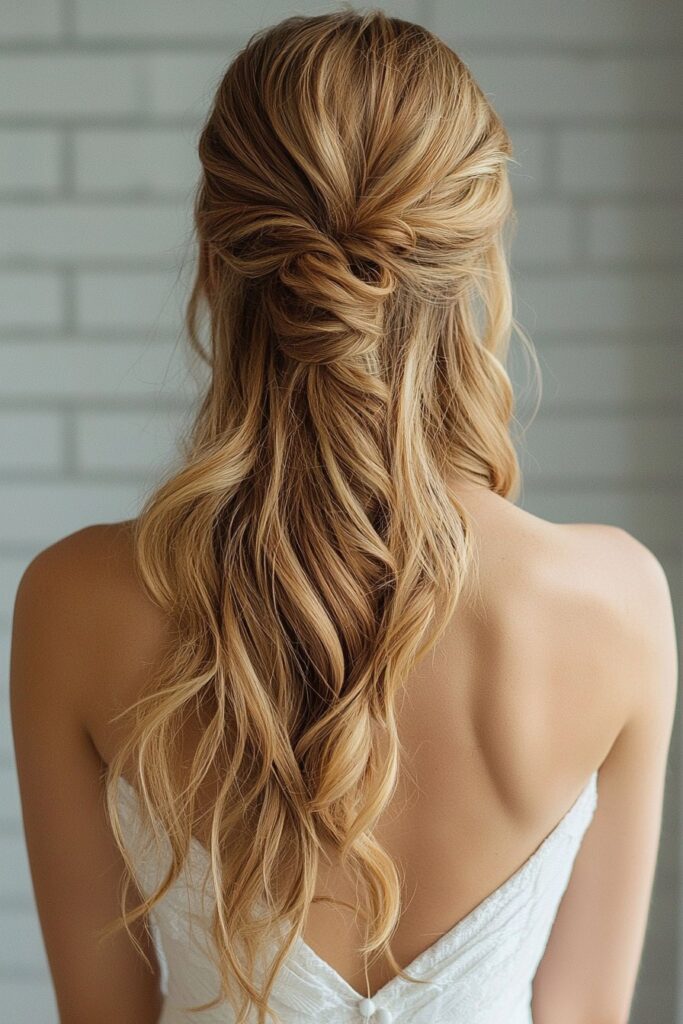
left=116, top=768, right=599, bottom=1007
left=292, top=769, right=599, bottom=1005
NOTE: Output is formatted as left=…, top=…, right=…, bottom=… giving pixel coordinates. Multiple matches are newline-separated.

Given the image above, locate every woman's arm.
left=9, top=535, right=163, bottom=1024
left=532, top=534, right=678, bottom=1024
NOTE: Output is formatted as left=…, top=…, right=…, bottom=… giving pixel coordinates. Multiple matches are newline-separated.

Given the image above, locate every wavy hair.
left=103, top=7, right=534, bottom=1022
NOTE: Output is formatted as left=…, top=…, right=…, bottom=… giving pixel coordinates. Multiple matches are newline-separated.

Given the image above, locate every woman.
left=9, top=10, right=677, bottom=1024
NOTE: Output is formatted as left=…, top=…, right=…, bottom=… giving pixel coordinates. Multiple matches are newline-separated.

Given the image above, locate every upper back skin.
left=11, top=474, right=678, bottom=1022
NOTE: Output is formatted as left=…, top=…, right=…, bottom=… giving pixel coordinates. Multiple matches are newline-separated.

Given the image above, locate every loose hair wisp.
left=103, top=8, right=531, bottom=1022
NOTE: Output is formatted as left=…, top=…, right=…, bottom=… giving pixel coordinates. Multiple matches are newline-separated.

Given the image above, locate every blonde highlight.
left=102, top=8, right=535, bottom=1022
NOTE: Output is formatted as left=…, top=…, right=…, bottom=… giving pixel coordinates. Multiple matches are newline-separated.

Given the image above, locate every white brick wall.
left=0, top=273, right=64, bottom=329
left=0, top=131, right=63, bottom=193
left=3, top=0, right=62, bottom=42
left=74, top=129, right=201, bottom=194
left=0, top=203, right=191, bottom=259
left=1, top=3, right=680, bottom=1022
left=71, top=0, right=425, bottom=38
left=0, top=54, right=146, bottom=117
left=429, top=0, right=682, bottom=44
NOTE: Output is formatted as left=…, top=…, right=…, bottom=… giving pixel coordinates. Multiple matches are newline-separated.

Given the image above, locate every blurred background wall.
left=0, top=2, right=680, bottom=1021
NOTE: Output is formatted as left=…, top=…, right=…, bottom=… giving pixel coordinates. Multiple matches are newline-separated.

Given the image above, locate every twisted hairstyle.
left=103, top=7, right=532, bottom=1022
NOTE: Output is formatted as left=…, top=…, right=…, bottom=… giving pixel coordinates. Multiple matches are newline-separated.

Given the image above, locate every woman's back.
left=9, top=11, right=677, bottom=1023
left=19, top=474, right=673, bottom=1022
left=113, top=757, right=598, bottom=1023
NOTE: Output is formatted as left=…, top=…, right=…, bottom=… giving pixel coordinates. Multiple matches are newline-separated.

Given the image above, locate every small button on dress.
left=358, top=999, right=393, bottom=1023
left=114, top=769, right=599, bottom=1023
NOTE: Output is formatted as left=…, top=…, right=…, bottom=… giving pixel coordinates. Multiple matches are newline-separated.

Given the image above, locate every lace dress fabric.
left=116, top=769, right=598, bottom=1024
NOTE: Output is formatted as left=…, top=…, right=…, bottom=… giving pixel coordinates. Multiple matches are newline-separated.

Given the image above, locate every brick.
left=152, top=51, right=678, bottom=128
left=515, top=270, right=680, bottom=331
left=76, top=409, right=186, bottom=473
left=630, top=979, right=675, bottom=1024
left=510, top=201, right=576, bottom=266
left=0, top=202, right=190, bottom=262
left=507, top=129, right=548, bottom=195
left=467, top=55, right=680, bottom=121
left=519, top=484, right=680, bottom=554
left=0, top=131, right=61, bottom=194
left=558, top=128, right=683, bottom=195
left=74, top=129, right=200, bottom=195
left=0, top=766, right=21, bottom=828
left=587, top=202, right=683, bottom=263
left=74, top=0, right=422, bottom=39
left=0, top=835, right=32, bottom=902
left=630, top=882, right=680, bottom=1019
left=2, top=0, right=61, bottom=40
left=76, top=270, right=184, bottom=331
left=0, top=556, right=36, bottom=624
left=0, top=698, right=14, bottom=762
left=0, top=273, right=63, bottom=330
left=510, top=337, right=682, bottom=409
left=519, top=410, right=680, bottom=482
left=0, top=626, right=9, bottom=676
left=147, top=52, right=233, bottom=118
left=0, top=909, right=50, bottom=972
left=0, top=981, right=58, bottom=1024
left=0, top=340, right=195, bottom=401
left=0, top=55, right=142, bottom=118
left=658, top=778, right=682, bottom=880
left=0, top=412, right=63, bottom=472
left=430, top=1, right=681, bottom=45
left=0, top=482, right=143, bottom=546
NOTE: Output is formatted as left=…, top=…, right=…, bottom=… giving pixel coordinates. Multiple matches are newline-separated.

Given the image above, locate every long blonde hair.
left=104, top=7, right=532, bottom=1022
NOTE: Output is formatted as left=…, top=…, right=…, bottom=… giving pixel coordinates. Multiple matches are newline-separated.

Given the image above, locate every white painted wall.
left=1, top=2, right=680, bottom=1021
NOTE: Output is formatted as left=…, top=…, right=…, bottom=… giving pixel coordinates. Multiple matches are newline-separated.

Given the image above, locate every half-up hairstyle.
left=103, top=7, right=531, bottom=1022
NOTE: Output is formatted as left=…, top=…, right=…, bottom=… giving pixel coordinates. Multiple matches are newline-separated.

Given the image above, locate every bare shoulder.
left=11, top=520, right=170, bottom=757
left=14, top=519, right=165, bottom=655
left=560, top=519, right=671, bottom=596
left=527, top=514, right=677, bottom=746
left=18, top=518, right=143, bottom=595
left=458, top=488, right=677, bottom=782
left=491, top=498, right=675, bottom=651
left=557, top=521, right=677, bottom=677
left=560, top=520, right=677, bottom=725
left=525, top=518, right=677, bottom=1021
left=464, top=486, right=672, bottom=629
left=10, top=521, right=166, bottom=1019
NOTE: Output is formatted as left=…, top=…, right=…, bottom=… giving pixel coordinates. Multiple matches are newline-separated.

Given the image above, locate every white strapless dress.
left=116, top=769, right=598, bottom=1024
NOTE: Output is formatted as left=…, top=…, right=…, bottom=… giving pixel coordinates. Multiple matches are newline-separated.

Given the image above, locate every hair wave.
left=103, top=8, right=533, bottom=1022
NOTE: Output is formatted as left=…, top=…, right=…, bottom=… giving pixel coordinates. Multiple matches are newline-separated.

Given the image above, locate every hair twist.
left=270, top=227, right=396, bottom=365
left=103, top=11, right=534, bottom=1024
